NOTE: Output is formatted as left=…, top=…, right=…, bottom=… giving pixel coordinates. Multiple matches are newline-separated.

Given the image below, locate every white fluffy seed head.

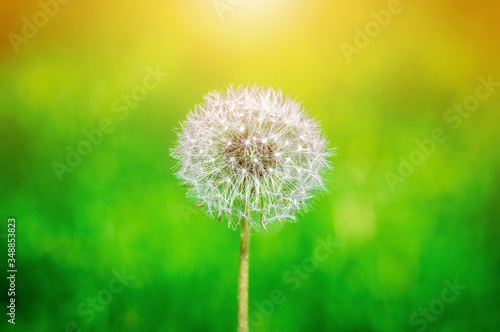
left=171, top=86, right=331, bottom=230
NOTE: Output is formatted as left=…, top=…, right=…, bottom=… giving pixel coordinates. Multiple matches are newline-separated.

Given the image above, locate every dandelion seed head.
left=171, top=86, right=331, bottom=230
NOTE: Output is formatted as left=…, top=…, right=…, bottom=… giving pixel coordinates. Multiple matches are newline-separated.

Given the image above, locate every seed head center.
left=224, top=132, right=277, bottom=177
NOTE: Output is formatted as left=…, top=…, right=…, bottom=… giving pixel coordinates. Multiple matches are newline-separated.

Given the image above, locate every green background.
left=1, top=0, right=499, bottom=331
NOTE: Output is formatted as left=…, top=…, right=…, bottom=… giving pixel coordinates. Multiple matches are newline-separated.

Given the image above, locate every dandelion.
left=171, top=86, right=331, bottom=331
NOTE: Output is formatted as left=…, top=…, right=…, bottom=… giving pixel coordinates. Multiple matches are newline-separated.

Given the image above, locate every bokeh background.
left=1, top=0, right=499, bottom=331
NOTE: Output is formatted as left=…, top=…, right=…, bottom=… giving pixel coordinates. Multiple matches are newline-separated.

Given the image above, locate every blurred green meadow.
left=1, top=0, right=500, bottom=331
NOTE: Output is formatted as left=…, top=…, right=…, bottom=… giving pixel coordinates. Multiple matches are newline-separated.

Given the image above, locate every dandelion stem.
left=237, top=213, right=251, bottom=332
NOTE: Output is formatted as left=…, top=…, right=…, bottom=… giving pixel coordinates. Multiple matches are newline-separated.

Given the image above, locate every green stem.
left=237, top=215, right=251, bottom=332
